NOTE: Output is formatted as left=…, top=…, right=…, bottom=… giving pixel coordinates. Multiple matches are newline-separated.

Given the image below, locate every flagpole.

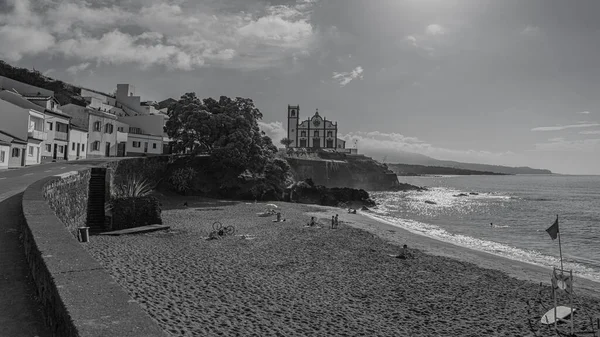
left=557, top=214, right=564, bottom=272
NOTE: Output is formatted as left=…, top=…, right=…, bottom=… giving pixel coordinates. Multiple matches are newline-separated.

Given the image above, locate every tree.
left=280, top=137, right=293, bottom=148
left=165, top=94, right=285, bottom=193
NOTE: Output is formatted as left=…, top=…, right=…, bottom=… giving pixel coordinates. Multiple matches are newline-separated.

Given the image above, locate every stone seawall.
left=20, top=161, right=167, bottom=337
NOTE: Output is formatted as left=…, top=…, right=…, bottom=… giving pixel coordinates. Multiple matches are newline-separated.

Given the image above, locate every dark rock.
left=469, top=192, right=479, bottom=195
left=453, top=193, right=468, bottom=197
left=424, top=200, right=437, bottom=204
left=286, top=179, right=376, bottom=207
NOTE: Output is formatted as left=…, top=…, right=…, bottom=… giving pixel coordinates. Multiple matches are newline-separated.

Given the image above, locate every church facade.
left=287, top=105, right=346, bottom=149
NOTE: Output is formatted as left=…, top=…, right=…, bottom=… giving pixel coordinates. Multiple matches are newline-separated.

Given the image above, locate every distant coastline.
left=387, top=163, right=511, bottom=176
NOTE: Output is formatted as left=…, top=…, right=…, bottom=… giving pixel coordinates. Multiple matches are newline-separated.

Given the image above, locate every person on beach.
left=331, top=216, right=335, bottom=229
left=335, top=214, right=339, bottom=228
left=308, top=217, right=316, bottom=227
left=396, top=245, right=410, bottom=259
left=490, top=222, right=493, bottom=228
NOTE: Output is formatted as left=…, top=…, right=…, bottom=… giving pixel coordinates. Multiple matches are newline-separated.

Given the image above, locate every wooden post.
left=570, top=269, right=574, bottom=335
left=557, top=215, right=564, bottom=273
left=553, top=267, right=558, bottom=332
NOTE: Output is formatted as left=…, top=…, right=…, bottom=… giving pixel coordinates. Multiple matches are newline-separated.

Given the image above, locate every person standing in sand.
left=335, top=214, right=339, bottom=228
left=331, top=216, right=335, bottom=229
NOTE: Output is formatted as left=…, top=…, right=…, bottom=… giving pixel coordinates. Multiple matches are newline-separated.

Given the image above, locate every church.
left=286, top=105, right=346, bottom=150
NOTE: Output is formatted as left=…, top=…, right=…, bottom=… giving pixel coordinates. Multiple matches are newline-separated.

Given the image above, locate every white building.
left=0, top=91, right=47, bottom=165
left=0, top=139, right=9, bottom=169
left=118, top=115, right=167, bottom=156
left=68, top=124, right=88, bottom=160
left=0, top=131, right=28, bottom=168
left=286, top=105, right=346, bottom=150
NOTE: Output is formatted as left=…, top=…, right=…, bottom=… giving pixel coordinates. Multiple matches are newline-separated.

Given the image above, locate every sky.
left=2, top=0, right=600, bottom=174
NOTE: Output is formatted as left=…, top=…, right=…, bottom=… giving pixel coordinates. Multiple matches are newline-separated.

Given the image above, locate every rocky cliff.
left=285, top=153, right=402, bottom=191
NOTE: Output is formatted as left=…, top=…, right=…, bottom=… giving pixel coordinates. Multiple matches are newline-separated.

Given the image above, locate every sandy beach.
left=84, top=196, right=600, bottom=336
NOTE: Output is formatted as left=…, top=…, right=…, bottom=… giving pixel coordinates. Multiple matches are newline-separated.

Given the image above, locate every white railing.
left=28, top=130, right=47, bottom=140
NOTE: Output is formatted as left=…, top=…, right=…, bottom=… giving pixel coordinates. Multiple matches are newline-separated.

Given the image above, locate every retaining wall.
left=20, top=159, right=168, bottom=337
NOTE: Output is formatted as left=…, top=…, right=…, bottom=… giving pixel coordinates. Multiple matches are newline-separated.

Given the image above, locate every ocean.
left=368, top=174, right=600, bottom=283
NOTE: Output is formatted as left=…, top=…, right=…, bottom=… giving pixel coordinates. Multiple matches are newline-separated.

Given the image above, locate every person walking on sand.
left=308, top=217, right=316, bottom=227
left=335, top=214, right=339, bottom=228
left=331, top=216, right=335, bottom=229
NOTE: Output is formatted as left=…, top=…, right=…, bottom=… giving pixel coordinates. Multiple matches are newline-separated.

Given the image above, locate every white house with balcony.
left=0, top=91, right=47, bottom=165
left=41, top=110, right=72, bottom=162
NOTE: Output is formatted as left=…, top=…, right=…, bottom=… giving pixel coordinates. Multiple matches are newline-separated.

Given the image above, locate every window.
left=47, top=122, right=53, bottom=131
left=28, top=146, right=34, bottom=156
left=300, top=131, right=306, bottom=137
left=45, top=144, right=52, bottom=152
left=104, top=123, right=113, bottom=134
left=12, top=148, right=19, bottom=157
left=92, top=141, right=100, bottom=151
left=290, top=109, right=296, bottom=117
left=117, top=127, right=124, bottom=132
left=129, top=127, right=142, bottom=134
left=152, top=143, right=157, bottom=149
left=327, top=131, right=333, bottom=137
left=58, top=145, right=64, bottom=153
left=314, top=131, right=319, bottom=137
left=292, top=129, right=294, bottom=132
left=132, top=141, right=141, bottom=148
left=0, top=150, right=5, bottom=163
left=93, top=121, right=101, bottom=131
left=72, top=143, right=75, bottom=151
left=81, top=144, right=85, bottom=152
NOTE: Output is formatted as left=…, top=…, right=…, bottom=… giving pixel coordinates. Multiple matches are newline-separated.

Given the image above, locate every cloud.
left=332, top=66, right=364, bottom=87
left=534, top=138, right=600, bottom=152
left=258, top=121, right=287, bottom=145
left=531, top=123, right=600, bottom=131
left=0, top=0, right=321, bottom=70
left=425, top=24, right=445, bottom=36
left=341, top=131, right=514, bottom=163
left=579, top=130, right=600, bottom=135
left=66, top=62, right=91, bottom=75
left=577, top=111, right=590, bottom=114
left=521, top=25, right=540, bottom=37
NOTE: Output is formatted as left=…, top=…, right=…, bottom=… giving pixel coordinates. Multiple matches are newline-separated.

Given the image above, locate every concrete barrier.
left=21, top=170, right=167, bottom=336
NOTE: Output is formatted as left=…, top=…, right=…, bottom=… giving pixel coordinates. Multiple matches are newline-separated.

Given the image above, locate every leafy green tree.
left=280, top=137, right=293, bottom=148
left=165, top=93, right=285, bottom=194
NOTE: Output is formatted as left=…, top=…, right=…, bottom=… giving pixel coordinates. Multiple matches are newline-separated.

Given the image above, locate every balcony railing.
left=28, top=130, right=47, bottom=141
left=54, top=131, right=68, bottom=141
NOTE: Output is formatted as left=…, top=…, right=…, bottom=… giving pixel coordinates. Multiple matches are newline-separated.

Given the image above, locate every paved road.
left=0, top=159, right=116, bottom=337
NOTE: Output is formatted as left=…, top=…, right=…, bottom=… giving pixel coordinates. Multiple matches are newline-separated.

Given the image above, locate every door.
left=105, top=142, right=111, bottom=157
left=53, top=144, right=57, bottom=160
left=21, top=148, right=25, bottom=166
left=313, top=138, right=321, bottom=148
left=76, top=143, right=80, bottom=159
left=326, top=139, right=333, bottom=148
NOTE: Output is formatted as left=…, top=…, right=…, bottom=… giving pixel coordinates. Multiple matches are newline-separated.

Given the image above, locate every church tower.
left=287, top=105, right=299, bottom=147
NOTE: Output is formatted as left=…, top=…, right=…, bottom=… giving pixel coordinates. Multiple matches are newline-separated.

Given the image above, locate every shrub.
left=111, top=196, right=162, bottom=230
left=112, top=175, right=154, bottom=198
left=169, top=167, right=197, bottom=194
